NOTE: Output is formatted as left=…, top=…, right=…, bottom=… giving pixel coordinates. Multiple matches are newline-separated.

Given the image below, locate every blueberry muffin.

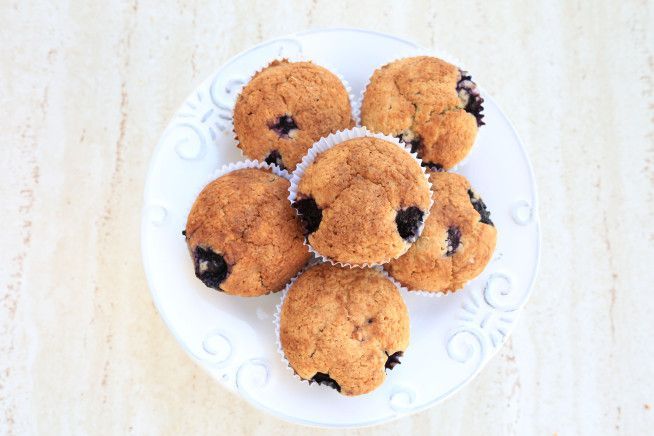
left=184, top=167, right=310, bottom=296
left=292, top=136, right=432, bottom=265
left=385, top=171, right=497, bottom=292
left=361, top=56, right=484, bottom=170
left=280, top=263, right=409, bottom=396
left=233, top=60, right=355, bottom=171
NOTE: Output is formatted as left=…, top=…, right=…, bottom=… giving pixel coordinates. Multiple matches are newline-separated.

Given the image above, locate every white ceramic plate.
left=141, top=28, right=540, bottom=428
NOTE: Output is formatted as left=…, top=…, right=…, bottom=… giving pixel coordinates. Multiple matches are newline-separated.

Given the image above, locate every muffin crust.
left=234, top=60, right=354, bottom=171
left=280, top=264, right=409, bottom=396
left=385, top=171, right=497, bottom=292
left=185, top=168, right=310, bottom=296
left=293, top=137, right=432, bottom=265
left=361, top=56, right=484, bottom=169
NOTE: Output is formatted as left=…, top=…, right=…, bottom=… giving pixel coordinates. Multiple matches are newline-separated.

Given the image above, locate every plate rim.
left=140, top=27, right=541, bottom=429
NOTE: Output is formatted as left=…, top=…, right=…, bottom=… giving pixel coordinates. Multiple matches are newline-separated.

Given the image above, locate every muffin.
left=291, top=135, right=432, bottom=266
left=184, top=167, right=310, bottom=296
left=385, top=171, right=497, bottom=292
left=233, top=60, right=355, bottom=171
left=361, top=56, right=484, bottom=170
left=279, top=263, right=409, bottom=396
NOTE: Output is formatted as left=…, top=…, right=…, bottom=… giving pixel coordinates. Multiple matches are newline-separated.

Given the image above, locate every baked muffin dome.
left=280, top=263, right=409, bottom=396
left=385, top=170, right=497, bottom=292
left=292, top=136, right=432, bottom=265
left=234, top=60, right=355, bottom=171
left=361, top=56, right=484, bottom=170
left=185, top=167, right=310, bottom=296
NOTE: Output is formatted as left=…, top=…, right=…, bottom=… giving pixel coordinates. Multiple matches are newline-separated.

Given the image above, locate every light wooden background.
left=1, top=1, right=653, bottom=434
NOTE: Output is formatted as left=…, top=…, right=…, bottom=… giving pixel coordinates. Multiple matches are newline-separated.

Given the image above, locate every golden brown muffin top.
left=293, top=137, right=432, bottom=265
left=361, top=56, right=483, bottom=170
left=233, top=60, right=354, bottom=171
left=185, top=168, right=310, bottom=296
left=280, top=263, right=409, bottom=396
left=385, top=171, right=497, bottom=292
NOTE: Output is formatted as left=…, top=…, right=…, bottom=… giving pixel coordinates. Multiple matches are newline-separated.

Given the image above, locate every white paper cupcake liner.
left=183, top=159, right=290, bottom=220
left=273, top=263, right=408, bottom=388
left=288, top=126, right=434, bottom=268
left=229, top=54, right=358, bottom=157
left=355, top=50, right=483, bottom=171
left=272, top=263, right=314, bottom=387
left=381, top=266, right=459, bottom=298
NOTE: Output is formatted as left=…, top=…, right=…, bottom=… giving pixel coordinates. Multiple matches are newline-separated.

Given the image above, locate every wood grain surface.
left=1, top=0, right=653, bottom=434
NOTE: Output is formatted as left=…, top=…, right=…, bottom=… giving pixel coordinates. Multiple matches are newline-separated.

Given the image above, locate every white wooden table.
left=1, top=1, right=652, bottom=434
